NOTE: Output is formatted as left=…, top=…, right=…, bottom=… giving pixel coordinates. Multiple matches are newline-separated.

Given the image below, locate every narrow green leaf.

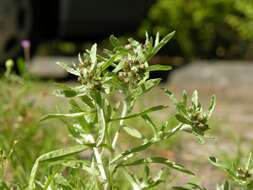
left=91, top=90, right=103, bottom=107
left=209, top=157, right=230, bottom=170
left=116, top=157, right=194, bottom=175
left=128, top=38, right=140, bottom=47
left=192, top=90, right=198, bottom=108
left=109, top=35, right=122, bottom=47
left=224, top=181, right=230, bottom=190
left=53, top=88, right=78, bottom=98
left=112, top=60, right=125, bottom=73
left=90, top=44, right=97, bottom=65
left=147, top=65, right=172, bottom=72
left=173, top=187, right=190, bottom=190
left=245, top=152, right=252, bottom=170
left=162, top=124, right=184, bottom=139
left=69, top=99, right=83, bottom=112
left=130, top=78, right=161, bottom=99
left=176, top=103, right=188, bottom=115
left=156, top=31, right=175, bottom=48
left=145, top=31, right=175, bottom=61
left=99, top=54, right=117, bottom=72
left=154, top=32, right=160, bottom=47
left=164, top=89, right=177, bottom=104
left=53, top=84, right=87, bottom=98
left=105, top=102, right=112, bottom=122
left=111, top=141, right=153, bottom=164
left=182, top=90, right=188, bottom=106
left=187, top=182, right=208, bottom=190
left=106, top=75, right=126, bottom=91
left=40, top=112, right=87, bottom=121
left=80, top=95, right=94, bottom=108
left=28, top=145, right=89, bottom=190
left=56, top=62, right=80, bottom=76
left=208, top=95, right=216, bottom=118
left=96, top=108, right=107, bottom=146
left=123, top=126, right=143, bottom=139
left=49, top=160, right=97, bottom=176
left=145, top=31, right=149, bottom=46
left=175, top=114, right=192, bottom=125
left=110, top=105, right=167, bottom=121
left=141, top=114, right=158, bottom=138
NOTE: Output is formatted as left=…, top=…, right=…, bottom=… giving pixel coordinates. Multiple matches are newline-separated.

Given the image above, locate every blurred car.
left=0, top=0, right=153, bottom=62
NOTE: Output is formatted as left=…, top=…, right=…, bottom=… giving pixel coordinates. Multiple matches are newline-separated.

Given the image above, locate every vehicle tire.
left=0, top=0, right=33, bottom=64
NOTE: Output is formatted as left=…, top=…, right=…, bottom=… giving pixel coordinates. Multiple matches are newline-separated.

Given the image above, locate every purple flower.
left=21, top=40, right=31, bottom=49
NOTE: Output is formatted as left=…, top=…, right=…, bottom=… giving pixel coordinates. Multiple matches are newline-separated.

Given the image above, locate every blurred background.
left=1, top=0, right=253, bottom=65
left=0, top=0, right=253, bottom=188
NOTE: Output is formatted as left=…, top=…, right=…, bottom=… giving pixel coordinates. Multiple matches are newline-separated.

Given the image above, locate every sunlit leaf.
left=40, top=112, right=88, bottom=121
left=28, top=145, right=89, bottom=190
left=110, top=105, right=167, bottom=121
left=192, top=90, right=198, bottom=108
left=116, top=157, right=194, bottom=175
left=56, top=62, right=80, bottom=76
left=175, top=114, right=192, bottom=125
left=147, top=65, right=172, bottom=72
left=123, top=126, right=143, bottom=139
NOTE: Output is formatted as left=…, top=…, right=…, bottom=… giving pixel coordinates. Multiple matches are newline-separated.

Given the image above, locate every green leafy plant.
left=0, top=60, right=60, bottom=189
left=210, top=153, right=253, bottom=190
left=29, top=32, right=216, bottom=190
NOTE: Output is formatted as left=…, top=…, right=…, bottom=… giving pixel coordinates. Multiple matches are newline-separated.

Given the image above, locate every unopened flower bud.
left=118, top=72, right=124, bottom=77
left=5, top=59, right=14, bottom=69
left=139, top=64, right=145, bottom=69
left=131, top=66, right=138, bottom=72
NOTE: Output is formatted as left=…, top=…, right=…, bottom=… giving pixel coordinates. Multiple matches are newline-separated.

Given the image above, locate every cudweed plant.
left=29, top=32, right=216, bottom=190
left=210, top=152, right=253, bottom=190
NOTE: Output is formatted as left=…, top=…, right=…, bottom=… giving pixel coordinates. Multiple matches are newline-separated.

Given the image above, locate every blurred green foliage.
left=139, top=0, right=253, bottom=59
left=0, top=64, right=63, bottom=188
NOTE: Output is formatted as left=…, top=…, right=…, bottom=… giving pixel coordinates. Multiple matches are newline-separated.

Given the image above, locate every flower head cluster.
left=77, top=47, right=104, bottom=91
left=187, top=102, right=209, bottom=135
left=236, top=168, right=252, bottom=181
left=56, top=32, right=174, bottom=96
left=118, top=60, right=146, bottom=85
left=165, top=90, right=216, bottom=140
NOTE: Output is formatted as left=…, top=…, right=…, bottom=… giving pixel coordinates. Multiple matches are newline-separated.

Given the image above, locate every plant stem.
left=112, top=100, right=128, bottom=149
left=89, top=136, right=108, bottom=189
